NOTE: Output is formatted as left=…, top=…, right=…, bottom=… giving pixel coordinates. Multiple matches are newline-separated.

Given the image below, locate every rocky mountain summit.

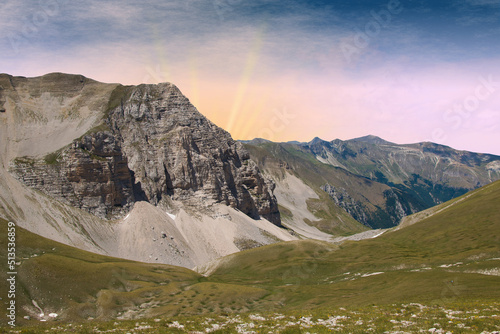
left=5, top=74, right=280, bottom=225
left=106, top=83, right=279, bottom=224
left=0, top=73, right=291, bottom=268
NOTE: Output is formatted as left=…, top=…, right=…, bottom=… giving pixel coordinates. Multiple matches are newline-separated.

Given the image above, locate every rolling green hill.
left=0, top=219, right=273, bottom=327
left=207, top=180, right=500, bottom=307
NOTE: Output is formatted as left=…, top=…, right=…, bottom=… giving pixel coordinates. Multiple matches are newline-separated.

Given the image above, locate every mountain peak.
left=3, top=73, right=281, bottom=226
left=309, top=137, right=328, bottom=145
left=349, top=135, right=394, bottom=145
left=240, top=138, right=271, bottom=145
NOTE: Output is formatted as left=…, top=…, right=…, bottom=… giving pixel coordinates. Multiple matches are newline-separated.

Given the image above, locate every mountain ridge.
left=303, top=135, right=500, bottom=187
left=349, top=134, right=396, bottom=145
left=271, top=134, right=498, bottom=156
left=244, top=135, right=500, bottom=229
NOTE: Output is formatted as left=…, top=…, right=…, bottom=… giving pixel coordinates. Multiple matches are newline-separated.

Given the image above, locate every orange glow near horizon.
left=7, top=50, right=500, bottom=154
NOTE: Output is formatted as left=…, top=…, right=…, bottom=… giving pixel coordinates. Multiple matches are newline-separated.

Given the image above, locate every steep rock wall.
left=5, top=75, right=280, bottom=225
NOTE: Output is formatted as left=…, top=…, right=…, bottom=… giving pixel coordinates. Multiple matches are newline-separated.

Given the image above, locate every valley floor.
left=1, top=301, right=499, bottom=333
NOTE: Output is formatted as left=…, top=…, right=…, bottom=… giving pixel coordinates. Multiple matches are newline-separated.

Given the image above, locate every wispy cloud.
left=1, top=0, right=500, bottom=154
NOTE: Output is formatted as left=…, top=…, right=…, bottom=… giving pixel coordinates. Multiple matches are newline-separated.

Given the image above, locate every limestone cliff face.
left=7, top=75, right=280, bottom=225
left=107, top=83, right=280, bottom=224
left=320, top=184, right=369, bottom=226
left=11, top=132, right=134, bottom=218
left=321, top=183, right=412, bottom=228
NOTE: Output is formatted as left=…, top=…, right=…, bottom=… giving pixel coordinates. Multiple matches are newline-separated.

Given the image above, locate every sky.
left=1, top=0, right=500, bottom=154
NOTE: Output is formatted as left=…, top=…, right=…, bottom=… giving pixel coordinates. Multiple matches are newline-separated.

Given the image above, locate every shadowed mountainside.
left=244, top=136, right=500, bottom=229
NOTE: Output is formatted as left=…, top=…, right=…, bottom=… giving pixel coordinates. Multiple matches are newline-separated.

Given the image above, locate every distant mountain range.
left=243, top=135, right=500, bottom=229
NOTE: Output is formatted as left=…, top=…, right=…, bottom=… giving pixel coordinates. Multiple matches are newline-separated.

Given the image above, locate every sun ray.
left=148, top=24, right=171, bottom=84
left=188, top=53, right=200, bottom=108
left=235, top=91, right=270, bottom=140
left=225, top=26, right=266, bottom=134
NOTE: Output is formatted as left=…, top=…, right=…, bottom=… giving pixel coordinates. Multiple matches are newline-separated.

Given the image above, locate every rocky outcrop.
left=10, top=132, right=135, bottom=219
left=321, top=183, right=417, bottom=228
left=7, top=77, right=280, bottom=225
left=321, top=184, right=369, bottom=226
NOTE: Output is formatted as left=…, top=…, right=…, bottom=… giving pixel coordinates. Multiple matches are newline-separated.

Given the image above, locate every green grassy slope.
left=0, top=220, right=270, bottom=327
left=0, top=218, right=199, bottom=325
left=208, top=180, right=500, bottom=308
